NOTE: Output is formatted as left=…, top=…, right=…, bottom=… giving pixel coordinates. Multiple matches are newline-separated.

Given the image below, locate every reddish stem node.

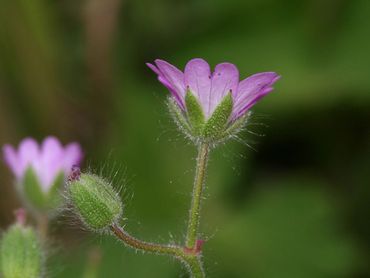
left=184, top=239, right=205, bottom=255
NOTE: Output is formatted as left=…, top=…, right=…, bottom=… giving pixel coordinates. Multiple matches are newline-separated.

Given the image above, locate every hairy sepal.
left=185, top=90, right=205, bottom=136
left=22, top=168, right=64, bottom=214
left=202, top=93, right=233, bottom=140
left=169, top=92, right=250, bottom=146
left=213, top=111, right=251, bottom=143
left=168, top=97, right=192, bottom=137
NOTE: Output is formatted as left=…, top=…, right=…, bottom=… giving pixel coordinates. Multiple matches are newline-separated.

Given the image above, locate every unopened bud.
left=68, top=171, right=123, bottom=232
left=0, top=221, right=43, bottom=278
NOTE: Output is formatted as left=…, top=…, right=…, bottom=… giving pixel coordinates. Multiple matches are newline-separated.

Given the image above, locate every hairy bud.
left=0, top=221, right=43, bottom=278
left=68, top=172, right=123, bottom=232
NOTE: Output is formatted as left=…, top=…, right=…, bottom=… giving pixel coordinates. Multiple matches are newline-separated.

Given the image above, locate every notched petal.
left=209, top=63, right=239, bottom=117
left=184, top=58, right=212, bottom=115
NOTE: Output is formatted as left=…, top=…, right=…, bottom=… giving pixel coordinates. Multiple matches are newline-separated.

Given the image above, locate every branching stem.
left=110, top=223, right=182, bottom=256
left=110, top=223, right=205, bottom=277
left=109, top=142, right=210, bottom=278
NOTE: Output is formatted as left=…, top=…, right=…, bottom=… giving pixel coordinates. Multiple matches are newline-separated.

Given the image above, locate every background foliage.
left=0, top=0, right=369, bottom=277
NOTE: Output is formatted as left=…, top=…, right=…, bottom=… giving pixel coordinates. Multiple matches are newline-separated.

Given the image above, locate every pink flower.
left=3, top=136, right=83, bottom=192
left=147, top=58, right=280, bottom=122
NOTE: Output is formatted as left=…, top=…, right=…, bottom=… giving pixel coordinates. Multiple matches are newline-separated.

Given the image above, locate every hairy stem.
left=186, top=143, right=210, bottom=249
left=110, top=223, right=183, bottom=256
left=110, top=142, right=210, bottom=277
left=184, top=255, right=205, bottom=278
left=110, top=223, right=205, bottom=277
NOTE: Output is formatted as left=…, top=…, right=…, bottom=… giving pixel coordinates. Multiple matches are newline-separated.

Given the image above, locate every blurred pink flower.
left=147, top=58, right=280, bottom=121
left=3, top=136, right=83, bottom=192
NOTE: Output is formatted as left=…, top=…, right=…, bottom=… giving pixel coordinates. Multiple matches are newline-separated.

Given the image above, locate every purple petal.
left=184, top=58, right=212, bottom=116
left=3, top=136, right=84, bottom=193
left=146, top=62, right=161, bottom=75
left=147, top=63, right=182, bottom=104
left=3, top=145, right=22, bottom=178
left=209, top=63, right=239, bottom=117
left=63, top=142, right=83, bottom=173
left=153, top=59, right=186, bottom=108
left=158, top=76, right=185, bottom=109
left=18, top=138, right=40, bottom=177
left=232, top=72, right=280, bottom=120
left=38, top=136, right=64, bottom=190
left=154, top=60, right=184, bottom=92
left=147, top=62, right=185, bottom=109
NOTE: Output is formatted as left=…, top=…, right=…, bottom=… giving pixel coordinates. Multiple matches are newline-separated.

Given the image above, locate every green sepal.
left=22, top=168, right=47, bottom=210
left=215, top=111, right=251, bottom=141
left=167, top=97, right=192, bottom=136
left=0, top=224, right=43, bottom=278
left=203, top=93, right=233, bottom=139
left=185, top=90, right=205, bottom=135
left=69, top=173, right=123, bottom=231
left=22, top=168, right=64, bottom=212
left=47, top=172, right=65, bottom=209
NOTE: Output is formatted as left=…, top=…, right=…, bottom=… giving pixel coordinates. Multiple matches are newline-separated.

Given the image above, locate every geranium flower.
left=3, top=136, right=83, bottom=211
left=147, top=58, right=280, bottom=122
left=147, top=58, right=280, bottom=142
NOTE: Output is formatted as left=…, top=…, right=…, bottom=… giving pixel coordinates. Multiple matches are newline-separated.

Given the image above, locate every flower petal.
left=209, top=63, right=239, bottom=117
left=63, top=143, right=83, bottom=174
left=147, top=62, right=185, bottom=109
left=232, top=72, right=280, bottom=120
left=3, top=145, right=22, bottom=178
left=146, top=62, right=161, bottom=75
left=18, top=138, right=40, bottom=177
left=38, top=136, right=64, bottom=190
left=154, top=59, right=186, bottom=107
left=184, top=58, right=212, bottom=116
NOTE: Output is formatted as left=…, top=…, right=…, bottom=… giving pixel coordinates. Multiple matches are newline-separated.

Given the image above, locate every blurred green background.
left=1, top=0, right=369, bottom=277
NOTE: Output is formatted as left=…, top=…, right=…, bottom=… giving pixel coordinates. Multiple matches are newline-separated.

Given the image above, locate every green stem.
left=110, top=142, right=210, bottom=277
left=110, top=223, right=183, bottom=256
left=183, top=255, right=205, bottom=278
left=111, top=223, right=205, bottom=277
left=186, top=142, right=210, bottom=249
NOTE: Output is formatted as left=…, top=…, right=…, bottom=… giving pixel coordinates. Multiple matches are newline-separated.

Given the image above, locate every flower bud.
left=0, top=222, right=43, bottom=278
left=68, top=172, right=123, bottom=232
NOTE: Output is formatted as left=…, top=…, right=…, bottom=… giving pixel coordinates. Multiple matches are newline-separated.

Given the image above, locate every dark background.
left=0, top=0, right=369, bottom=277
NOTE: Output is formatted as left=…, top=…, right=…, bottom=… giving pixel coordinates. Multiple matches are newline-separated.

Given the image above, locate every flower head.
left=3, top=136, right=83, bottom=212
left=147, top=58, right=280, bottom=143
